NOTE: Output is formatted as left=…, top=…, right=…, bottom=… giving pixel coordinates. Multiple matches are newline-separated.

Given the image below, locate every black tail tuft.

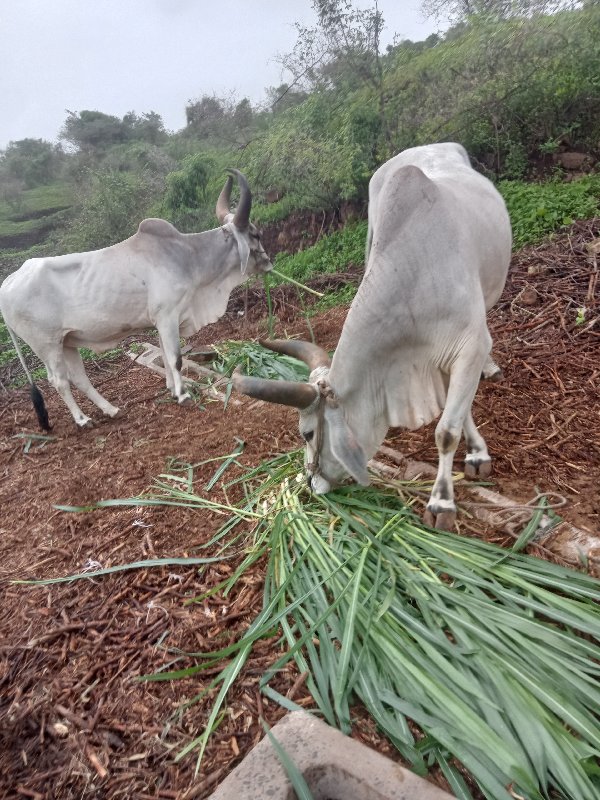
left=31, top=383, right=51, bottom=432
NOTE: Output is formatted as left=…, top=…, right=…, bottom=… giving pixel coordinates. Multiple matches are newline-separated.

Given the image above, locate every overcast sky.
left=0, top=0, right=443, bottom=150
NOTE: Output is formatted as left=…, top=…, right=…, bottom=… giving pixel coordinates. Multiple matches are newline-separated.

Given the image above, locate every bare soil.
left=1, top=219, right=599, bottom=799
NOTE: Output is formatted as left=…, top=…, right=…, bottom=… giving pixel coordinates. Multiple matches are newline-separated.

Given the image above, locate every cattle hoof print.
left=464, top=458, right=492, bottom=480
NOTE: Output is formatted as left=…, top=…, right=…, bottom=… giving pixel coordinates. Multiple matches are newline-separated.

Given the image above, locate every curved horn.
left=259, top=339, right=331, bottom=371
left=216, top=175, right=234, bottom=224
left=232, top=367, right=318, bottom=410
left=229, top=169, right=252, bottom=230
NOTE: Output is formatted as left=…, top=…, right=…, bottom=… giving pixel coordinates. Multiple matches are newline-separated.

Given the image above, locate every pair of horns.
left=216, top=169, right=252, bottom=229
left=232, top=339, right=331, bottom=410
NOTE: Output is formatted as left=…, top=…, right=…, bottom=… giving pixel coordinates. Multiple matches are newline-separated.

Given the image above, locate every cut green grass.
left=36, top=449, right=600, bottom=799
left=210, top=339, right=310, bottom=382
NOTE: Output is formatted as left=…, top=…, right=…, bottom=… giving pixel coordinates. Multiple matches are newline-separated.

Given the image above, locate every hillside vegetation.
left=0, top=2, right=598, bottom=284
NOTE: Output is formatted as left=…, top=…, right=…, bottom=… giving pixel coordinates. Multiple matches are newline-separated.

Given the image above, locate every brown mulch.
left=1, top=219, right=599, bottom=799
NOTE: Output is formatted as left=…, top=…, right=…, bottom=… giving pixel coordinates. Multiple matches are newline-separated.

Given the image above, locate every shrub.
left=499, top=175, right=600, bottom=247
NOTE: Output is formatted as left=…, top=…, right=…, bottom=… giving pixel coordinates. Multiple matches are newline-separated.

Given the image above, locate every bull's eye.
left=303, top=430, right=314, bottom=443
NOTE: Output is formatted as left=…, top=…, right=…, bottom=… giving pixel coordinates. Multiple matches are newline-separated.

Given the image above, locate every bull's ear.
left=231, top=227, right=250, bottom=274
left=325, top=407, right=370, bottom=486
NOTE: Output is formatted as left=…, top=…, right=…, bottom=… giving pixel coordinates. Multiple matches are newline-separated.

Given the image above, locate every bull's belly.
left=64, top=323, right=147, bottom=352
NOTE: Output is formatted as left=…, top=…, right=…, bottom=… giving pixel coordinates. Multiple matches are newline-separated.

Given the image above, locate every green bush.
left=500, top=175, right=600, bottom=247
left=163, top=153, right=214, bottom=216
left=383, top=7, right=600, bottom=177
left=60, top=168, right=162, bottom=251
left=243, top=93, right=381, bottom=210
left=273, top=221, right=368, bottom=284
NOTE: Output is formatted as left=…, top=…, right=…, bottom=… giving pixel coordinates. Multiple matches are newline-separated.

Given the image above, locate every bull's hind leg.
left=481, top=354, right=503, bottom=382
left=39, top=346, right=93, bottom=427
left=463, top=411, right=491, bottom=479
left=62, top=347, right=120, bottom=420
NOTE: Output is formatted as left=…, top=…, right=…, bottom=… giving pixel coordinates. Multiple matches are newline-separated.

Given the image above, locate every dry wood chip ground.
left=0, top=219, right=599, bottom=799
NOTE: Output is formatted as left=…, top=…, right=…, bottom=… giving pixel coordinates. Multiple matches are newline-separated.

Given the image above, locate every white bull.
left=0, top=170, right=272, bottom=430
left=233, top=143, right=512, bottom=529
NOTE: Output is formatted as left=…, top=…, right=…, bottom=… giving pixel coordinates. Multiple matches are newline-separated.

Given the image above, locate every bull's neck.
left=184, top=227, right=240, bottom=283
left=328, top=322, right=388, bottom=461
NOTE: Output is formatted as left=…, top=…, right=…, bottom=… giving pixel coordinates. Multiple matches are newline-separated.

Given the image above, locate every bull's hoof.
left=481, top=368, right=503, bottom=383
left=107, top=407, right=122, bottom=419
left=464, top=458, right=492, bottom=480
left=423, top=507, right=456, bottom=531
left=76, top=417, right=94, bottom=429
left=178, top=396, right=194, bottom=407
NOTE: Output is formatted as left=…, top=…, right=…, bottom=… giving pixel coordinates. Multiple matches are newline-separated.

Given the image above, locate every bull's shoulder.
left=137, top=218, right=181, bottom=238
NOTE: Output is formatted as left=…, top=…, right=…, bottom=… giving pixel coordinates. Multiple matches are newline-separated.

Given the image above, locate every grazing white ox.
left=233, top=143, right=512, bottom=529
left=0, top=170, right=272, bottom=430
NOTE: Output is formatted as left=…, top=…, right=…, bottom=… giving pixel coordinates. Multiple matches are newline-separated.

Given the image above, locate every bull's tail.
left=5, top=324, right=51, bottom=431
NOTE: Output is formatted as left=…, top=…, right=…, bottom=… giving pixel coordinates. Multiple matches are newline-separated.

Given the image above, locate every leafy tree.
left=122, top=111, right=168, bottom=144
left=421, top=0, right=581, bottom=24
left=185, top=95, right=226, bottom=138
left=184, top=93, right=261, bottom=148
left=0, top=138, right=64, bottom=188
left=266, top=83, right=310, bottom=114
left=60, top=110, right=129, bottom=153
left=232, top=98, right=254, bottom=131
left=281, top=0, right=385, bottom=92
left=278, top=1, right=393, bottom=158
left=60, top=109, right=168, bottom=154
left=162, top=153, right=218, bottom=230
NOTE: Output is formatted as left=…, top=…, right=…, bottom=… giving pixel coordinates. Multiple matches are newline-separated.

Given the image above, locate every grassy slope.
left=0, top=182, right=73, bottom=236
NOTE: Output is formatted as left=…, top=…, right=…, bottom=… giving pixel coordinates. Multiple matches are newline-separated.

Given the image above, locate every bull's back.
left=367, top=148, right=511, bottom=309
left=0, top=245, right=153, bottom=346
left=436, top=168, right=511, bottom=308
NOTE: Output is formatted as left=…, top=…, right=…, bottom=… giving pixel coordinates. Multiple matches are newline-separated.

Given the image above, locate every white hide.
left=283, top=143, right=513, bottom=527
left=329, top=143, right=512, bottom=462
left=0, top=215, right=271, bottom=427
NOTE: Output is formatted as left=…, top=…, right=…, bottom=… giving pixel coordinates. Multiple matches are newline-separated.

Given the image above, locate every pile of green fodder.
left=132, top=451, right=600, bottom=799
left=210, top=339, right=310, bottom=382
left=49, top=448, right=600, bottom=799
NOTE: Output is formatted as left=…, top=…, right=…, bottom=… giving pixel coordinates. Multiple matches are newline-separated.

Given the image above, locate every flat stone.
left=207, top=711, right=454, bottom=800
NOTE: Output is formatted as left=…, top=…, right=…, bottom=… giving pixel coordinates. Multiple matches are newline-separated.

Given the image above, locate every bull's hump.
left=137, top=218, right=180, bottom=238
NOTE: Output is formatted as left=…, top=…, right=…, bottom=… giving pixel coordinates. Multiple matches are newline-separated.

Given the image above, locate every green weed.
left=500, top=176, right=600, bottom=248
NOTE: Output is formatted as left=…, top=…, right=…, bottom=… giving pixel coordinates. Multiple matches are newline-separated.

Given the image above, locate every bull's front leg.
left=157, top=333, right=176, bottom=396
left=424, top=356, right=484, bottom=530
left=423, top=424, right=460, bottom=531
left=155, top=318, right=191, bottom=405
